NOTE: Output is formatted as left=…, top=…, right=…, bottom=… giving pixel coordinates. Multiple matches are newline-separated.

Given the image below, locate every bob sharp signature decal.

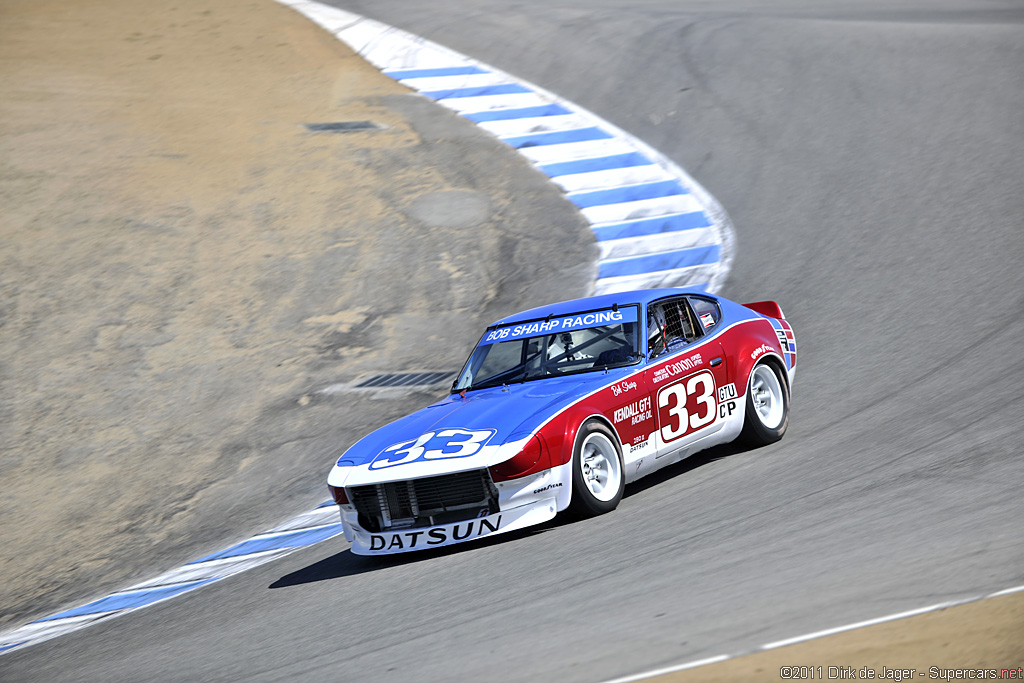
left=610, top=379, right=638, bottom=397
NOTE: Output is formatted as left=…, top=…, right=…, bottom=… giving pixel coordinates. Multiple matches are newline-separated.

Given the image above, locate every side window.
left=688, top=296, right=721, bottom=333
left=647, top=297, right=702, bottom=359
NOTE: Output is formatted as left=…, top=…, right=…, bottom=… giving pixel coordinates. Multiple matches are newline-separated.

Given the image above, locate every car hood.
left=330, top=372, right=621, bottom=486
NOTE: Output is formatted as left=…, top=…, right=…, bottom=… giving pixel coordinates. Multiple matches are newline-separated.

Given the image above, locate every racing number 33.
left=657, top=370, right=716, bottom=442
left=371, top=429, right=495, bottom=469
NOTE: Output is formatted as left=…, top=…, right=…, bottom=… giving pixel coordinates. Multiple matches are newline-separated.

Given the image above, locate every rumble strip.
left=275, top=0, right=735, bottom=295
left=0, top=502, right=345, bottom=655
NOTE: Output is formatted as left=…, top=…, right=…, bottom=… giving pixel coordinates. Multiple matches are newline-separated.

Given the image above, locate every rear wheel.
left=568, top=421, right=624, bottom=517
left=738, top=362, right=789, bottom=446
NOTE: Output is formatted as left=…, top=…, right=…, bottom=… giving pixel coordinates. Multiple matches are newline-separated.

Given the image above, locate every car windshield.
left=452, top=306, right=641, bottom=392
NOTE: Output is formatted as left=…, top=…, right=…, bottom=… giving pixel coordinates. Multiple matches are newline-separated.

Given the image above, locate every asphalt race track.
left=4, top=1, right=1022, bottom=680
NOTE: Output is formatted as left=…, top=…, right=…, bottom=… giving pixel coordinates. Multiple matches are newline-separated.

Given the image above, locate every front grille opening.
left=349, top=469, right=498, bottom=532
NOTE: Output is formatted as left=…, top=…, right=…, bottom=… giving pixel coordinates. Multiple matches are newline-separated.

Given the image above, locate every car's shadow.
left=268, top=518, right=568, bottom=589
left=622, top=441, right=745, bottom=500
left=270, top=441, right=751, bottom=589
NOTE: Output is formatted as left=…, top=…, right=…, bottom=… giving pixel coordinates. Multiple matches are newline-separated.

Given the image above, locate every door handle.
left=710, top=357, right=723, bottom=367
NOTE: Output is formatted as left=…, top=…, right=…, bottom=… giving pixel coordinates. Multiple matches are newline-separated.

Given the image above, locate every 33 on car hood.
left=329, top=371, right=627, bottom=487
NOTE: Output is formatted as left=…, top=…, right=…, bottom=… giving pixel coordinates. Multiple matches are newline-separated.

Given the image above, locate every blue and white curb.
left=280, top=0, right=735, bottom=295
left=0, top=501, right=344, bottom=655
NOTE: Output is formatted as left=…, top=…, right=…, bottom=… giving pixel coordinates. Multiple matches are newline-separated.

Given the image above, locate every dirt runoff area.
left=0, top=0, right=593, bottom=628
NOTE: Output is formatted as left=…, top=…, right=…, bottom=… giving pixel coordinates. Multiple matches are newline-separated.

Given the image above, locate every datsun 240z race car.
left=327, top=288, right=796, bottom=555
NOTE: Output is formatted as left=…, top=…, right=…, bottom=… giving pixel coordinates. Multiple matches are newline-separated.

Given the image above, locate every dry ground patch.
left=0, top=0, right=592, bottom=627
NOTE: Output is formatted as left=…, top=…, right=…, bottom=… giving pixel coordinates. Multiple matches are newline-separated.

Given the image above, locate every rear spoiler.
left=743, top=300, right=786, bottom=320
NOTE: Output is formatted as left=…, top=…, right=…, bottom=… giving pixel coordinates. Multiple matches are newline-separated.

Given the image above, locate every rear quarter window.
left=688, top=296, right=721, bottom=332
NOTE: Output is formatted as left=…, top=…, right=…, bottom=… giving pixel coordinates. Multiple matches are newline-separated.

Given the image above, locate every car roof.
left=488, top=288, right=713, bottom=328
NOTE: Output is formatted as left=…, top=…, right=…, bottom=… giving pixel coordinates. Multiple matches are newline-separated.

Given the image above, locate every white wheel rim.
left=580, top=431, right=622, bottom=502
left=750, top=365, right=785, bottom=430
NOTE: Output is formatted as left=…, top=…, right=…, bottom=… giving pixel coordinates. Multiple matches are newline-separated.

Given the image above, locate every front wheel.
left=737, top=362, right=790, bottom=447
left=568, top=421, right=625, bottom=517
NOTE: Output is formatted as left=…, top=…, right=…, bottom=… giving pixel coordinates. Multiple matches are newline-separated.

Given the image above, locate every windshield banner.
left=479, top=307, right=638, bottom=345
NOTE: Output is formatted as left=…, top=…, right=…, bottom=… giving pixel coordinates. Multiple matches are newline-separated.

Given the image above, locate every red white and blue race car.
left=327, top=288, right=796, bottom=554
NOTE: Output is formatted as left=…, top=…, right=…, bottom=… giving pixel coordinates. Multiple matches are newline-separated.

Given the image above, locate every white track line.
left=761, top=601, right=957, bottom=650
left=597, top=584, right=1024, bottom=683
left=990, top=584, right=1024, bottom=597
left=601, top=655, right=732, bottom=683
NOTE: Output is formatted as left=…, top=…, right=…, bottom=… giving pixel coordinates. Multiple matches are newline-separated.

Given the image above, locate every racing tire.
left=737, top=361, right=789, bottom=447
left=568, top=421, right=625, bottom=517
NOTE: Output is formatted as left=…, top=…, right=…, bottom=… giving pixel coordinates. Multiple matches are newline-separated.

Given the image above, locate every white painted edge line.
left=600, top=655, right=732, bottom=683
left=596, top=584, right=1024, bottom=683
left=989, top=584, right=1024, bottom=598
left=759, top=601, right=957, bottom=650
left=275, top=0, right=735, bottom=294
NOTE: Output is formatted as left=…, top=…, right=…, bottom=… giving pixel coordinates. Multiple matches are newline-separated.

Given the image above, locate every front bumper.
left=345, top=497, right=557, bottom=555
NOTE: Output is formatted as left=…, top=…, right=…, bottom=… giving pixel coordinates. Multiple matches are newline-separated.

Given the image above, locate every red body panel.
left=534, top=317, right=788, bottom=470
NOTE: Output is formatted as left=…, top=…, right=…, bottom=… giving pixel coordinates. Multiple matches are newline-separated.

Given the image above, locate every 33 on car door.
left=643, top=295, right=728, bottom=461
left=657, top=370, right=716, bottom=442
